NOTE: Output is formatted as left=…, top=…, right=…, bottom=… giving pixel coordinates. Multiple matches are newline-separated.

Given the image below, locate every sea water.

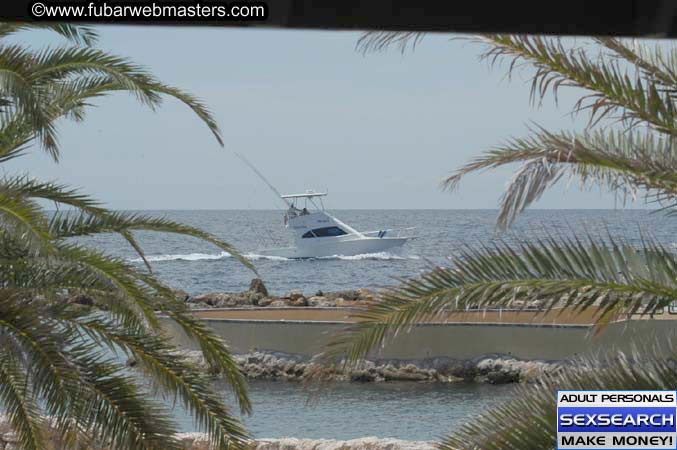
left=72, top=209, right=675, bottom=438
left=175, top=381, right=516, bottom=440
left=77, top=209, right=676, bottom=296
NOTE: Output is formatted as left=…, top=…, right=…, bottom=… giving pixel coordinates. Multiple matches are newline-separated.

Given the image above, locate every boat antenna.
left=232, top=151, right=291, bottom=208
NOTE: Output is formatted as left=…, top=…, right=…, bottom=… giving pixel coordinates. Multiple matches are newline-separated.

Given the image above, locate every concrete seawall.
left=162, top=307, right=677, bottom=362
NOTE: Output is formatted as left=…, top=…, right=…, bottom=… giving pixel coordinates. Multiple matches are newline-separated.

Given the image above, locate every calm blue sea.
left=74, top=209, right=675, bottom=439
left=78, top=209, right=676, bottom=296
left=176, top=381, right=516, bottom=440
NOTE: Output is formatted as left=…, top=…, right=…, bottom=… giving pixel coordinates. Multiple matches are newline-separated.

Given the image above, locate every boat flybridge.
left=232, top=151, right=413, bottom=259
left=258, top=190, right=412, bottom=258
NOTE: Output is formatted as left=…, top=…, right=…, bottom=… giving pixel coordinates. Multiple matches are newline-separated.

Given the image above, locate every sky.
left=5, top=26, right=640, bottom=210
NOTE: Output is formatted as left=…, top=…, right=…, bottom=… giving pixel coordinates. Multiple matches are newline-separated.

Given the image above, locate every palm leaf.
left=442, top=127, right=677, bottom=229
left=0, top=21, right=256, bottom=450
left=50, top=211, right=256, bottom=273
left=442, top=345, right=677, bottom=449
left=467, top=35, right=677, bottom=134
left=0, top=23, right=98, bottom=46
left=0, top=352, right=45, bottom=450
left=321, top=236, right=677, bottom=369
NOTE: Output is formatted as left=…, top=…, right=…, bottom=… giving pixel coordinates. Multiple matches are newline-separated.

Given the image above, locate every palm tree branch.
left=320, top=237, right=677, bottom=370
left=468, top=34, right=677, bottom=134
left=0, top=23, right=98, bottom=46
left=63, top=342, right=184, bottom=450
left=442, top=127, right=677, bottom=228
left=67, top=315, right=250, bottom=449
left=4, top=175, right=106, bottom=214
left=441, top=347, right=677, bottom=449
left=0, top=352, right=45, bottom=450
left=0, top=189, right=52, bottom=253
left=50, top=211, right=256, bottom=273
left=54, top=243, right=162, bottom=329
left=140, top=279, right=252, bottom=415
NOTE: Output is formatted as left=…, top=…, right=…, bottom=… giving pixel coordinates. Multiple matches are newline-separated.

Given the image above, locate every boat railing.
left=361, top=227, right=416, bottom=238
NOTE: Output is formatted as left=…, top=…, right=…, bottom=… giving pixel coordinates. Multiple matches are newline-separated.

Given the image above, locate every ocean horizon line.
left=43, top=207, right=660, bottom=212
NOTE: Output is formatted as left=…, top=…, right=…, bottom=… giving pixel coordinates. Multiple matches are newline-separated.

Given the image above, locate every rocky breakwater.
left=179, top=350, right=565, bottom=385
left=178, top=436, right=437, bottom=450
left=171, top=279, right=567, bottom=385
left=185, top=278, right=380, bottom=309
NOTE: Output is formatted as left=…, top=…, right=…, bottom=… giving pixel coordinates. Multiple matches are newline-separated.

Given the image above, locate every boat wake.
left=318, top=251, right=419, bottom=261
left=128, top=252, right=288, bottom=263
left=129, top=251, right=419, bottom=263
left=130, top=252, right=231, bottom=262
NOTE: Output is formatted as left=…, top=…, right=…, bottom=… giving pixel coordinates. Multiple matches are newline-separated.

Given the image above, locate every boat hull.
left=258, top=236, right=408, bottom=258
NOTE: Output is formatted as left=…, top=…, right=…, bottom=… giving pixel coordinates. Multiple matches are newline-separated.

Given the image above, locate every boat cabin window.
left=302, top=226, right=347, bottom=238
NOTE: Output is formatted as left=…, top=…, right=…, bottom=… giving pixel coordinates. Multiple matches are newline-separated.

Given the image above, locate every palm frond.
left=66, top=314, right=250, bottom=449
left=140, top=82, right=223, bottom=146
left=0, top=43, right=222, bottom=161
left=50, top=211, right=256, bottom=273
left=64, top=344, right=184, bottom=450
left=0, top=21, right=255, bottom=450
left=595, top=37, right=677, bottom=94
left=4, top=175, right=106, bottom=213
left=0, top=188, right=52, bottom=255
left=53, top=243, right=162, bottom=328
left=0, top=23, right=98, bottom=46
left=469, top=35, right=677, bottom=134
left=144, top=281, right=252, bottom=415
left=321, top=236, right=677, bottom=369
left=29, top=47, right=159, bottom=103
left=356, top=31, right=426, bottom=54
left=441, top=344, right=677, bottom=449
left=443, top=127, right=677, bottom=229
left=0, top=351, right=45, bottom=450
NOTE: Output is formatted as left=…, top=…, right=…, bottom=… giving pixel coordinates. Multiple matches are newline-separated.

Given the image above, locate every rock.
left=257, top=298, right=273, bottom=307
left=222, top=298, right=239, bottom=308
left=190, top=292, right=222, bottom=305
left=248, top=292, right=265, bottom=305
left=335, top=297, right=352, bottom=307
left=269, top=300, right=288, bottom=307
left=325, top=290, right=358, bottom=301
left=308, top=296, right=336, bottom=307
left=284, top=290, right=305, bottom=301
left=185, top=287, right=386, bottom=309
left=251, top=437, right=437, bottom=450
left=249, top=278, right=268, bottom=297
left=191, top=292, right=252, bottom=308
left=379, top=363, right=432, bottom=382
left=471, top=356, right=563, bottom=384
left=290, top=298, right=308, bottom=307
left=307, top=296, right=323, bottom=306
left=165, top=349, right=566, bottom=386
left=350, top=370, right=376, bottom=382
left=356, top=288, right=375, bottom=299
left=341, top=290, right=360, bottom=300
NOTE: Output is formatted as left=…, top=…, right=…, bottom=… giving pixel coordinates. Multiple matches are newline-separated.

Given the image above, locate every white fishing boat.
left=234, top=152, right=413, bottom=259
left=259, top=191, right=413, bottom=258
